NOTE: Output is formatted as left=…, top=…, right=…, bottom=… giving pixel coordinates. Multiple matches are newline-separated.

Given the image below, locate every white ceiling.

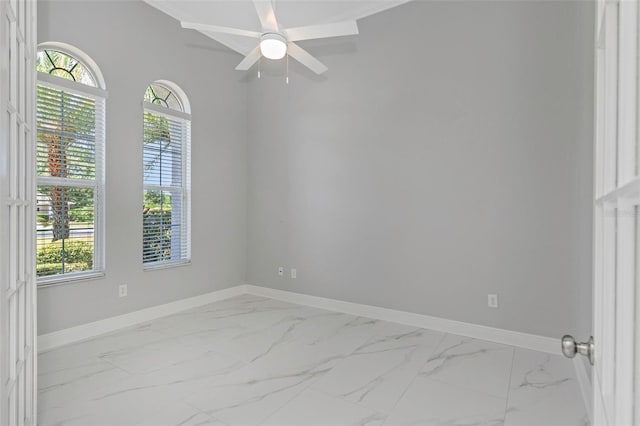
left=143, top=0, right=411, bottom=56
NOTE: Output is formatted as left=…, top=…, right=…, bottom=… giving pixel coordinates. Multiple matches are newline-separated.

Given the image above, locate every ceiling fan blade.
left=253, top=0, right=279, bottom=32
left=285, top=21, right=359, bottom=42
left=235, top=46, right=262, bottom=71
left=287, top=43, right=328, bottom=75
left=181, top=22, right=261, bottom=39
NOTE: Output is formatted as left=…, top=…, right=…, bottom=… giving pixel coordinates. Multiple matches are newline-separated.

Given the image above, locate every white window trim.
left=142, top=100, right=191, bottom=270
left=144, top=101, right=190, bottom=121
left=36, top=72, right=106, bottom=285
left=37, top=71, right=108, bottom=100
left=143, top=259, right=191, bottom=271
left=37, top=271, right=105, bottom=287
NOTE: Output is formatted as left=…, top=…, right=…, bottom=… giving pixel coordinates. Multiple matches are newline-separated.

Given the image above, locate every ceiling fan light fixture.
left=260, top=33, right=287, bottom=60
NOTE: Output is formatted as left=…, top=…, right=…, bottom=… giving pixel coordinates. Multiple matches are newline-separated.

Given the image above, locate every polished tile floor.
left=38, top=294, right=588, bottom=426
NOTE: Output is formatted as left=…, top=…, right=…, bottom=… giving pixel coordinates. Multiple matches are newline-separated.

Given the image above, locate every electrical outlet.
left=488, top=294, right=498, bottom=308
left=291, top=268, right=297, bottom=279
left=119, top=284, right=128, bottom=298
left=278, top=267, right=284, bottom=276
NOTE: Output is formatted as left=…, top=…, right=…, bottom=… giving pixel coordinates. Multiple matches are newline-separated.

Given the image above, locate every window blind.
left=37, top=85, right=100, bottom=179
left=36, top=82, right=105, bottom=280
left=143, top=109, right=191, bottom=266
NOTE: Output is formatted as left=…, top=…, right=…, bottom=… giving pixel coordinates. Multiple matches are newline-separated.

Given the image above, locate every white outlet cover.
left=119, top=284, right=128, bottom=297
left=291, top=268, right=297, bottom=279
left=488, top=294, right=498, bottom=308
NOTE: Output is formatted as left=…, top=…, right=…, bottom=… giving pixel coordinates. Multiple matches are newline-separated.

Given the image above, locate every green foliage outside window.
left=143, top=209, right=172, bottom=263
left=36, top=240, right=93, bottom=277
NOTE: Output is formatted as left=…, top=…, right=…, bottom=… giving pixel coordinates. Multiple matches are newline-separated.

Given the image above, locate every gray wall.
left=37, top=0, right=248, bottom=334
left=38, top=0, right=594, bottom=340
left=247, top=0, right=594, bottom=338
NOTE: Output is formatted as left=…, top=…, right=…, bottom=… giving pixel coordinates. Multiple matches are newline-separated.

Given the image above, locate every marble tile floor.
left=38, top=294, right=589, bottom=426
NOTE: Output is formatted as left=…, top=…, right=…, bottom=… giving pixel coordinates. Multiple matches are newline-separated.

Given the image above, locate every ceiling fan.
left=181, top=0, right=359, bottom=75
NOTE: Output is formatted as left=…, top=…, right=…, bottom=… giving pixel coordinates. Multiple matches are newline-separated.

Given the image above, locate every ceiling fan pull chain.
left=258, top=57, right=261, bottom=79
left=286, top=52, right=289, bottom=85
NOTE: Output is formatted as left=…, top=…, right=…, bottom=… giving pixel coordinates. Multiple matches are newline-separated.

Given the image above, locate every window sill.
left=143, top=260, right=191, bottom=272
left=37, top=271, right=106, bottom=288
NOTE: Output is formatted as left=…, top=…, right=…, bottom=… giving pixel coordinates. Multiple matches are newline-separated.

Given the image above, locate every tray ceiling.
left=144, top=0, right=411, bottom=55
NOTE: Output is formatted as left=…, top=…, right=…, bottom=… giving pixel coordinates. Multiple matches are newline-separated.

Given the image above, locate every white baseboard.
left=37, top=285, right=246, bottom=352
left=573, top=357, right=593, bottom=424
left=244, top=285, right=559, bottom=354
left=38, top=283, right=560, bottom=355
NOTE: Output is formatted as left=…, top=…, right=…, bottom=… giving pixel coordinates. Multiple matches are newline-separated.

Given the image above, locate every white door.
left=592, top=0, right=639, bottom=425
left=0, top=0, right=37, bottom=425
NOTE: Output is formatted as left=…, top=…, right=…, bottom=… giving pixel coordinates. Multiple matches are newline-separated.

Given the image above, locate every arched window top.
left=36, top=42, right=106, bottom=90
left=36, top=42, right=106, bottom=89
left=143, top=81, right=190, bottom=114
left=36, top=49, right=95, bottom=86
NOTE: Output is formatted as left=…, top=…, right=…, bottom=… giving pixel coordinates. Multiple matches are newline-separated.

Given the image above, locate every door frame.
left=0, top=0, right=38, bottom=425
left=592, top=0, right=639, bottom=425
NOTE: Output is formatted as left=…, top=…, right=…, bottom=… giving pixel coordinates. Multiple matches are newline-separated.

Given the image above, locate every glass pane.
left=37, top=85, right=96, bottom=179
left=36, top=186, right=95, bottom=277
left=36, top=50, right=96, bottom=87
left=143, top=190, right=170, bottom=263
left=144, top=83, right=183, bottom=112
left=143, top=112, right=183, bottom=187
left=143, top=190, right=183, bottom=264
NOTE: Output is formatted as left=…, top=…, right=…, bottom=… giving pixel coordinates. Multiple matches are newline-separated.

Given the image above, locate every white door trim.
left=592, top=0, right=640, bottom=424
left=0, top=1, right=38, bottom=424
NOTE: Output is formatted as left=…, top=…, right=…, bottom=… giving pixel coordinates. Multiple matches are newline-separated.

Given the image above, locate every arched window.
left=35, top=45, right=106, bottom=283
left=142, top=81, right=191, bottom=267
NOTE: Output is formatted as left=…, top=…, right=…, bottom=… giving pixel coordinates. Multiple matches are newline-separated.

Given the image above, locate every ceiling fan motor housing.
left=260, top=33, right=288, bottom=60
